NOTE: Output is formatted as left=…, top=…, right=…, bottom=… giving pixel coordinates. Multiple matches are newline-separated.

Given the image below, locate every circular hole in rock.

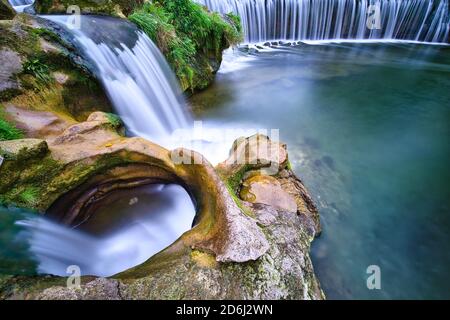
left=20, top=184, right=196, bottom=277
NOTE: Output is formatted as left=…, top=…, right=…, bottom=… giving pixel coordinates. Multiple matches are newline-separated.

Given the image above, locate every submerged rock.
left=0, top=115, right=324, bottom=299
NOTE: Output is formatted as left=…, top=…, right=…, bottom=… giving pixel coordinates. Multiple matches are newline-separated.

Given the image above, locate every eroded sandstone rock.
left=0, top=114, right=324, bottom=299
left=240, top=175, right=297, bottom=213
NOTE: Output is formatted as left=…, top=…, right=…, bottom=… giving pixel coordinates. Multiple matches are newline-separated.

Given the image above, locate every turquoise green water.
left=190, top=43, right=450, bottom=299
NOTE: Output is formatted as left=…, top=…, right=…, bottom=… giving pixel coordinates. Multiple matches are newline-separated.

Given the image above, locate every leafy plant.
left=130, top=3, right=196, bottom=88
left=23, top=58, right=52, bottom=83
left=19, top=187, right=39, bottom=206
left=105, top=112, right=123, bottom=128
left=0, top=107, right=23, bottom=141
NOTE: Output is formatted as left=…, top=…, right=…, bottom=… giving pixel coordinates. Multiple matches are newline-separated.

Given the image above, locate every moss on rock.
left=0, top=105, right=24, bottom=141
left=129, top=0, right=242, bottom=92
left=0, top=16, right=112, bottom=138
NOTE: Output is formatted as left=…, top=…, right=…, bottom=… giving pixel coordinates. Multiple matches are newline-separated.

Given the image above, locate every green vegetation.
left=0, top=119, right=23, bottom=141
left=129, top=0, right=242, bottom=91
left=105, top=112, right=123, bottom=130
left=286, top=160, right=293, bottom=170
left=23, top=58, right=52, bottom=83
left=1, top=20, right=112, bottom=121
left=0, top=106, right=23, bottom=141
left=225, top=181, right=254, bottom=218
left=30, top=27, right=66, bottom=47
left=18, top=187, right=39, bottom=207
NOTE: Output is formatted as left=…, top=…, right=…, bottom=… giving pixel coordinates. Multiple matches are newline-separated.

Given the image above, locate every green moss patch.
left=0, top=106, right=24, bottom=141
left=129, top=0, right=242, bottom=92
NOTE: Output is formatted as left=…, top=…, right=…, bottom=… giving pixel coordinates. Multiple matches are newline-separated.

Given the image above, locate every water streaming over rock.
left=2, top=14, right=196, bottom=276
left=196, top=0, right=450, bottom=43
left=7, top=184, right=196, bottom=277
left=43, top=15, right=190, bottom=142
left=8, top=0, right=34, bottom=12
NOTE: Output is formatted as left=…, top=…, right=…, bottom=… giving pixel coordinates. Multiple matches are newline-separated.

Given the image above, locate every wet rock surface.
left=0, top=15, right=112, bottom=125
left=0, top=116, right=324, bottom=299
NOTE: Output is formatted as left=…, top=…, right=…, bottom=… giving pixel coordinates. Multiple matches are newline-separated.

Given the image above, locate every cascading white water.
left=15, top=184, right=196, bottom=277
left=8, top=0, right=33, bottom=5
left=43, top=15, right=190, bottom=142
left=8, top=0, right=34, bottom=13
left=196, top=0, right=450, bottom=43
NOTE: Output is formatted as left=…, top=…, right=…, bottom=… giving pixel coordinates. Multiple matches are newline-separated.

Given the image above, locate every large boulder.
left=0, top=114, right=324, bottom=299
left=0, top=112, right=269, bottom=263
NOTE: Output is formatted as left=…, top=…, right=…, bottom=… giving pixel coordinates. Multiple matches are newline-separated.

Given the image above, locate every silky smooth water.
left=190, top=43, right=450, bottom=299
left=196, top=0, right=450, bottom=43
left=0, top=184, right=196, bottom=277
left=43, top=15, right=190, bottom=142
left=8, top=0, right=34, bottom=13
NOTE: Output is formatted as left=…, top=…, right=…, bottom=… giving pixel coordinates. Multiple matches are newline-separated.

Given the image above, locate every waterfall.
left=8, top=0, right=34, bottom=13
left=8, top=0, right=33, bottom=5
left=43, top=15, right=190, bottom=142
left=196, top=0, right=450, bottom=43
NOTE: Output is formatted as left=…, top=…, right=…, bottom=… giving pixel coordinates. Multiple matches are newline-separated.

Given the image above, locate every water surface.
left=0, top=184, right=196, bottom=277
left=190, top=43, right=450, bottom=299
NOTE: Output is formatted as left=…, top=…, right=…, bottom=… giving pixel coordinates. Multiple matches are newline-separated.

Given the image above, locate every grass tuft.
left=23, top=58, right=52, bottom=84
left=0, top=106, right=23, bottom=141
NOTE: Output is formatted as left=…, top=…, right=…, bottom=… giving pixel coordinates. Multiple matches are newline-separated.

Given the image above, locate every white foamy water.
left=196, top=0, right=450, bottom=44
left=43, top=15, right=190, bottom=143
left=16, top=185, right=195, bottom=277
left=8, top=0, right=34, bottom=13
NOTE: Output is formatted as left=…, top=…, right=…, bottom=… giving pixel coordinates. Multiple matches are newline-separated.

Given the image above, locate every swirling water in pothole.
left=190, top=43, right=450, bottom=299
left=0, top=184, right=195, bottom=277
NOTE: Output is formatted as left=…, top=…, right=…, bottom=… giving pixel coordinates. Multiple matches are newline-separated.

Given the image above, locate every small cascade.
left=10, top=184, right=196, bottom=277
left=8, top=0, right=34, bottom=13
left=196, top=0, right=450, bottom=43
left=43, top=15, right=190, bottom=142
